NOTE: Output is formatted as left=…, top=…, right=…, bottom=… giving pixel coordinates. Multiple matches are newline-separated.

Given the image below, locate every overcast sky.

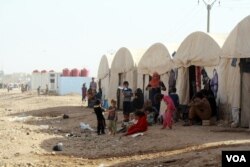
left=0, top=0, right=249, bottom=76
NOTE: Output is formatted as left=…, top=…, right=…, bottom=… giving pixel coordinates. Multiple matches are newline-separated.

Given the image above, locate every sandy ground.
left=0, top=89, right=250, bottom=167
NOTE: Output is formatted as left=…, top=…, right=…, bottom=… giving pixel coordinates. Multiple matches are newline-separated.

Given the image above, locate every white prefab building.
left=219, top=15, right=250, bottom=127
left=173, top=31, right=226, bottom=105
left=31, top=72, right=61, bottom=92
left=108, top=47, right=145, bottom=109
left=58, top=77, right=91, bottom=96
left=97, top=54, right=114, bottom=100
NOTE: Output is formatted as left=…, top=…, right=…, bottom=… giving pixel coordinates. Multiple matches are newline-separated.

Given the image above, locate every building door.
left=49, top=73, right=55, bottom=91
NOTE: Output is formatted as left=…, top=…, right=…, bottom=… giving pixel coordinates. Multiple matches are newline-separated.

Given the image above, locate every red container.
left=81, top=68, right=89, bottom=77
left=71, top=68, right=80, bottom=76
left=62, top=68, right=70, bottom=76
left=41, top=70, right=47, bottom=73
left=32, top=70, right=40, bottom=73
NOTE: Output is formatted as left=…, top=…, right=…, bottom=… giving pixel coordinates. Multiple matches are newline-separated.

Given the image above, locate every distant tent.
left=173, top=31, right=226, bottom=105
left=97, top=54, right=114, bottom=100
left=219, top=15, right=250, bottom=127
left=108, top=47, right=145, bottom=109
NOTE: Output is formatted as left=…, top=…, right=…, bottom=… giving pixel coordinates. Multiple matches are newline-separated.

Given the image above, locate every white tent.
left=137, top=42, right=178, bottom=115
left=97, top=54, right=114, bottom=100
left=219, top=15, right=250, bottom=127
left=137, top=43, right=177, bottom=99
left=138, top=43, right=174, bottom=75
left=174, top=31, right=226, bottom=105
left=108, top=47, right=145, bottom=109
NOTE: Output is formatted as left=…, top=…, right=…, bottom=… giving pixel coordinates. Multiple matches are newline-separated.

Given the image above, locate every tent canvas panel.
left=174, top=32, right=222, bottom=68
left=222, top=15, right=250, bottom=59
left=99, top=75, right=110, bottom=100
left=176, top=67, right=189, bottom=105
left=137, top=43, right=174, bottom=75
left=241, top=73, right=250, bottom=127
left=218, top=57, right=241, bottom=124
left=108, top=47, right=144, bottom=103
left=108, top=70, right=135, bottom=106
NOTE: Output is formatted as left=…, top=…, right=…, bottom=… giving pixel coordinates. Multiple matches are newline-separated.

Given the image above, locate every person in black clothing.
left=132, top=88, right=144, bottom=112
left=95, top=88, right=102, bottom=100
left=93, top=100, right=105, bottom=135
left=200, top=80, right=217, bottom=118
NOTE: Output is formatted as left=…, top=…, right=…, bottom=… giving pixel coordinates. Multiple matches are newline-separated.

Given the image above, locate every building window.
left=50, top=79, right=55, bottom=83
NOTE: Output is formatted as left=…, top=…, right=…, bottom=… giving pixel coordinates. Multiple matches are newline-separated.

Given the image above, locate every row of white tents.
left=97, top=15, right=250, bottom=128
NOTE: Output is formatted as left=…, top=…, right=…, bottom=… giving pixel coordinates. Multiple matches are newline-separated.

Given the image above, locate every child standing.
left=162, top=95, right=176, bottom=129
left=93, top=99, right=105, bottom=135
left=169, top=87, right=180, bottom=122
left=122, top=81, right=133, bottom=122
left=107, top=99, right=118, bottom=135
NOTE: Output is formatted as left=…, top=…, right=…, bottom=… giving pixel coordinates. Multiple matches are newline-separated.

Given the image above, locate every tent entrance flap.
left=117, top=73, right=126, bottom=110
left=188, top=66, right=202, bottom=100
left=189, top=66, right=196, bottom=100
left=142, top=74, right=151, bottom=100
left=143, top=74, right=145, bottom=95
left=98, top=80, right=101, bottom=90
left=240, top=60, right=250, bottom=128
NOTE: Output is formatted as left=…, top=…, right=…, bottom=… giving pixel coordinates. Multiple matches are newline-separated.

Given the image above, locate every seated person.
left=187, top=92, right=212, bottom=126
left=124, top=111, right=148, bottom=136
left=132, top=88, right=144, bottom=112
left=144, top=107, right=155, bottom=126
left=143, top=99, right=158, bottom=124
left=118, top=113, right=137, bottom=133
left=200, top=81, right=217, bottom=118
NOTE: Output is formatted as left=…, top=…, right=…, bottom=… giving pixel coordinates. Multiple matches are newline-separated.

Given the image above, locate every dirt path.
left=0, top=90, right=250, bottom=167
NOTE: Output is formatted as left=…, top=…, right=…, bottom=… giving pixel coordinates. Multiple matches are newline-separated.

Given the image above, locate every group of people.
left=92, top=72, right=181, bottom=136
left=37, top=84, right=49, bottom=96
left=81, top=77, right=103, bottom=107
left=92, top=70, right=218, bottom=136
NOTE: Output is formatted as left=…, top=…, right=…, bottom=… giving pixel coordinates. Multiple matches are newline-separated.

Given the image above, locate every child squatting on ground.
left=107, top=99, right=118, bottom=135
left=93, top=99, right=105, bottom=135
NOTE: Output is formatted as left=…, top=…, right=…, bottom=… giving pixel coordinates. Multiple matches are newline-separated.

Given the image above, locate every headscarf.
left=150, top=72, right=160, bottom=88
left=163, top=95, right=176, bottom=111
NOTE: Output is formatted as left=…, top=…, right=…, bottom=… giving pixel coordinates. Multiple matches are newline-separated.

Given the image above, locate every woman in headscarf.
left=146, top=72, right=166, bottom=123
left=161, top=95, right=176, bottom=129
